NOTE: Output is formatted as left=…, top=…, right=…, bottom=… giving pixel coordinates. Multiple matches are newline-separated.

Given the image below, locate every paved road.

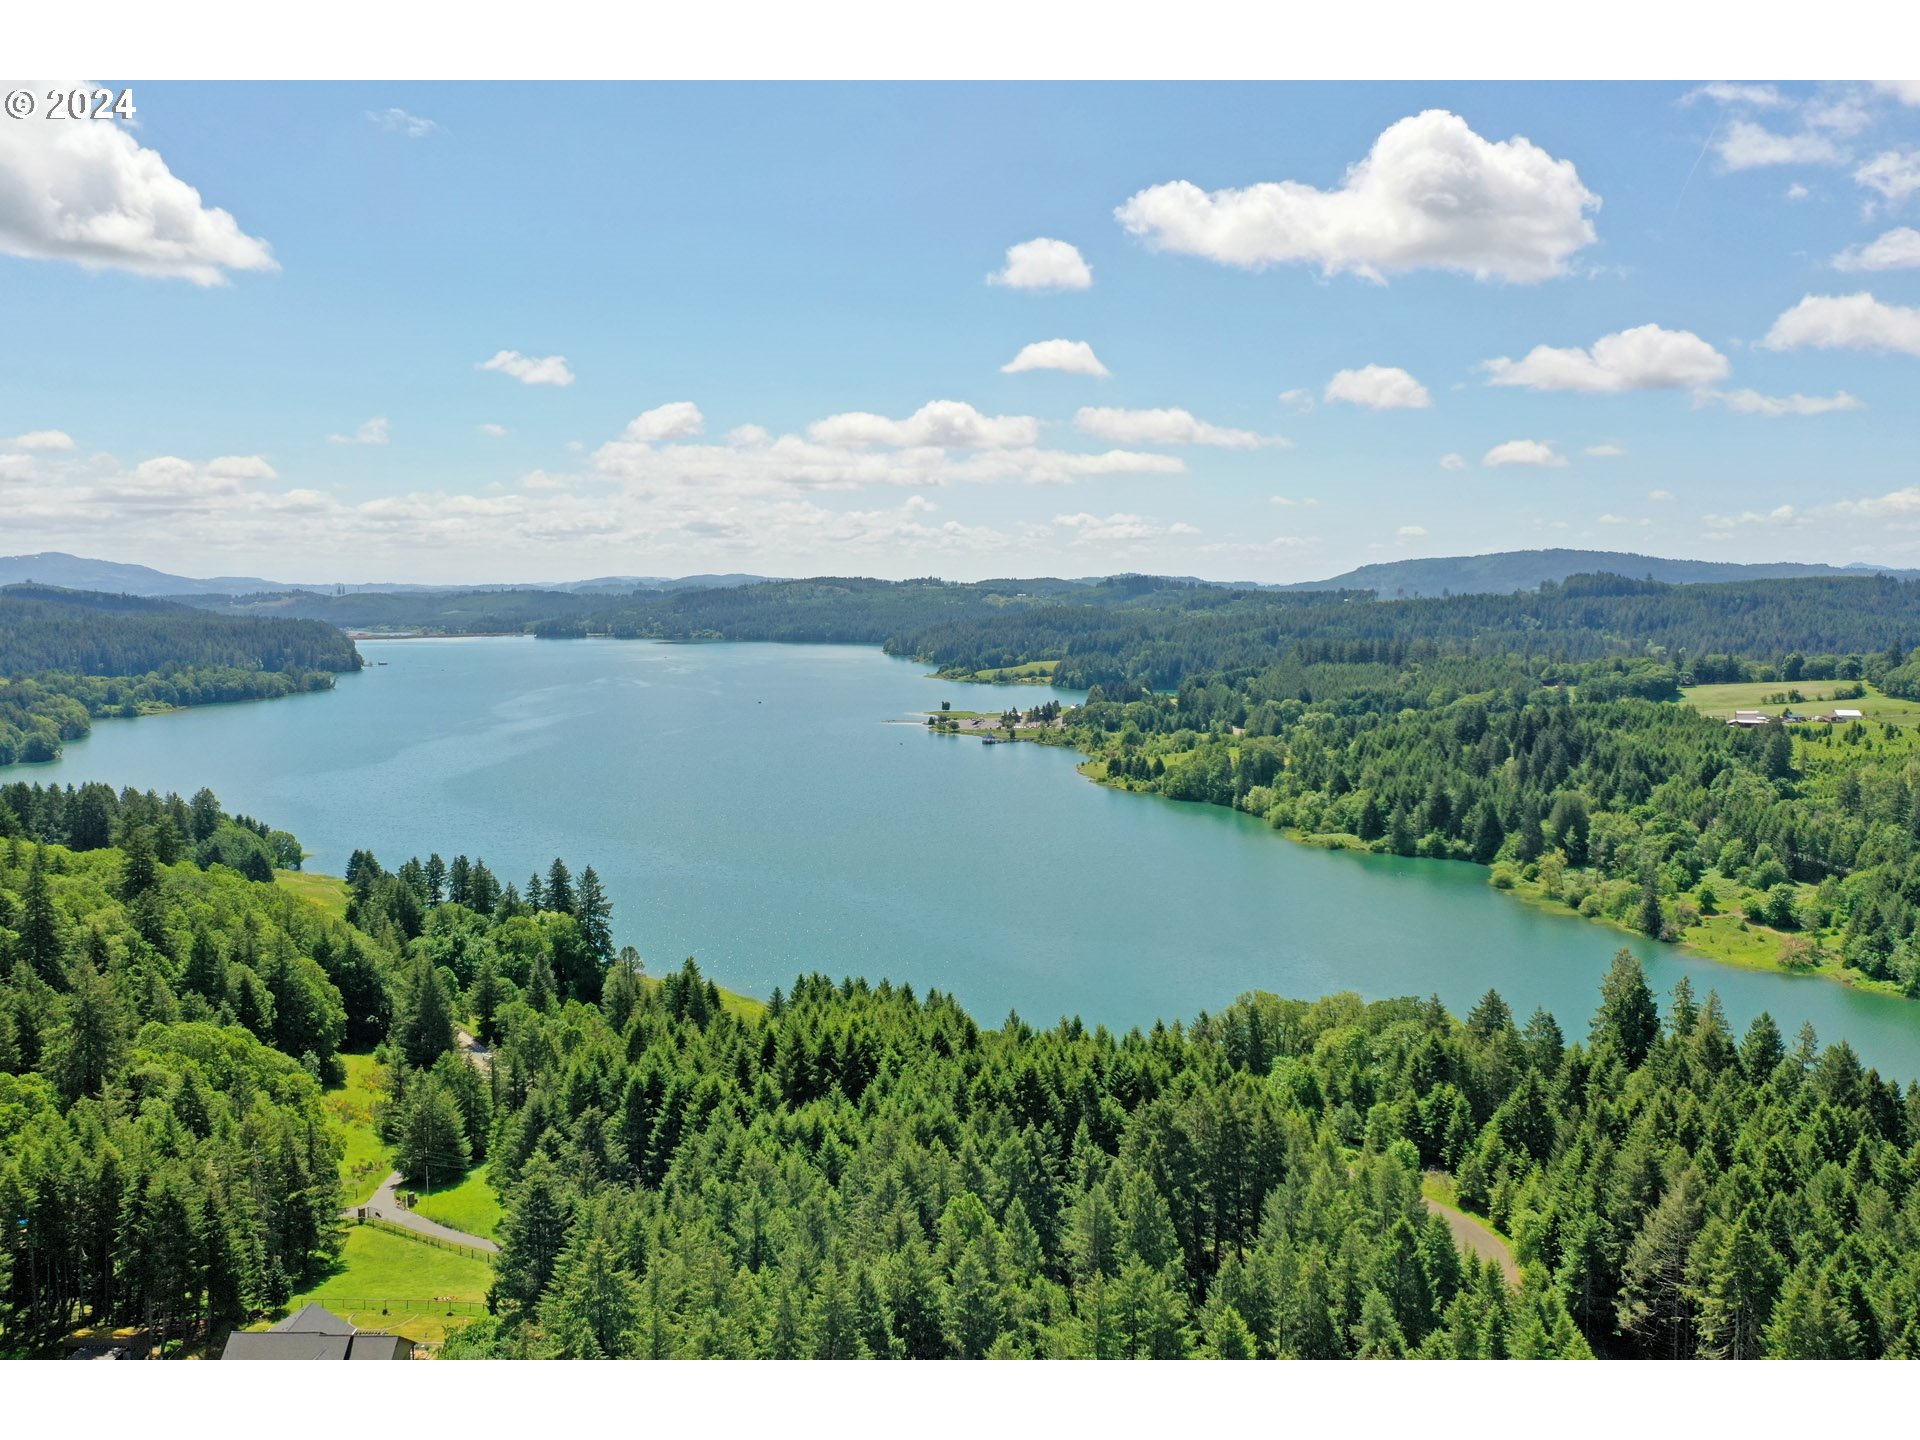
left=349, top=1170, right=499, bottom=1253
left=1422, top=1196, right=1520, bottom=1286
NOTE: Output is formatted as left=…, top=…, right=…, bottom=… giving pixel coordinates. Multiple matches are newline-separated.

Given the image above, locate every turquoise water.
left=27, top=636, right=1920, bottom=1080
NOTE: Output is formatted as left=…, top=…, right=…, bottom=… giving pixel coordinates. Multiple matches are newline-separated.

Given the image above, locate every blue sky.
left=3, top=80, right=1919, bottom=583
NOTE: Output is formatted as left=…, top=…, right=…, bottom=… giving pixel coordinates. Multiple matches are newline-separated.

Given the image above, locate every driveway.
left=349, top=1170, right=499, bottom=1254
left=1421, top=1195, right=1520, bottom=1286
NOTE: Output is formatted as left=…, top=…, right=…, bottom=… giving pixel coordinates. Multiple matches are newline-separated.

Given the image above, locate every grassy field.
left=330, top=1052, right=391, bottom=1207
left=412, top=1164, right=504, bottom=1242
left=274, top=1225, right=493, bottom=1347
left=275, top=869, right=353, bottom=920
left=1681, top=680, right=1920, bottom=726
left=934, top=658, right=1060, bottom=684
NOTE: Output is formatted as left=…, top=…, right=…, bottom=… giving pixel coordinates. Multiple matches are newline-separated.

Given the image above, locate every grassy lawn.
left=1496, top=864, right=1908, bottom=998
left=275, top=1225, right=493, bottom=1347
left=634, top=972, right=766, bottom=1020
left=412, top=1164, right=504, bottom=1242
left=934, top=659, right=1060, bottom=684
left=714, top=985, right=765, bottom=1020
left=329, top=1052, right=391, bottom=1207
left=276, top=869, right=352, bottom=920
left=1681, top=680, right=1920, bottom=726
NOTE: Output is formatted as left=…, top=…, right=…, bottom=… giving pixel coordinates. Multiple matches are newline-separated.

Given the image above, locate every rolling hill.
left=1290, top=549, right=1920, bottom=598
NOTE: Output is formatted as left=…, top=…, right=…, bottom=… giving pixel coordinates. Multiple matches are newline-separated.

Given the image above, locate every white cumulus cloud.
left=1439, top=453, right=1469, bottom=471
left=1113, top=110, right=1599, bottom=284
left=0, top=92, right=276, bottom=284
left=1483, top=439, right=1568, bottom=468
left=1714, top=120, right=1845, bottom=171
left=1072, top=406, right=1285, bottom=449
left=987, top=237, right=1092, bottom=291
left=1483, top=324, right=1730, bottom=393
left=1397, top=525, right=1428, bottom=538
left=1762, top=292, right=1920, bottom=356
left=479, top=423, right=508, bottom=438
left=327, top=417, right=389, bottom=445
left=809, top=400, right=1039, bottom=449
left=1000, top=339, right=1110, bottom=377
left=1855, top=149, right=1920, bottom=208
left=1323, top=364, right=1432, bottom=410
left=1584, top=444, right=1626, bottom=457
left=6, top=429, right=74, bottom=450
left=205, top=455, right=278, bottom=481
left=623, top=401, right=706, bottom=442
left=1834, top=227, right=1920, bottom=270
left=479, top=350, right=576, bottom=386
left=1874, top=82, right=1920, bottom=106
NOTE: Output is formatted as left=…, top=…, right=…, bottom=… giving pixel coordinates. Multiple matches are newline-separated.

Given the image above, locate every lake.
left=28, top=636, right=1920, bottom=1081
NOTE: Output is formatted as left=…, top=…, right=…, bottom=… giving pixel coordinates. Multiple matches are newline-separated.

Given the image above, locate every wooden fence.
left=355, top=1214, right=496, bottom=1260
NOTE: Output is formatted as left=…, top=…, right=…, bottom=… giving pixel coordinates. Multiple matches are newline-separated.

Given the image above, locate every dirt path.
left=1422, top=1195, right=1521, bottom=1287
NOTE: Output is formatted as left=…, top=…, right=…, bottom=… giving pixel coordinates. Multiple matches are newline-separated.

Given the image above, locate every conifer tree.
left=546, top=858, right=575, bottom=916
left=494, top=1153, right=575, bottom=1315
left=52, top=954, right=130, bottom=1102
left=1594, top=949, right=1660, bottom=1065
left=393, top=951, right=456, bottom=1070
left=573, top=866, right=613, bottom=968
left=540, top=1223, right=639, bottom=1358
left=117, top=824, right=158, bottom=901
left=17, top=846, right=67, bottom=988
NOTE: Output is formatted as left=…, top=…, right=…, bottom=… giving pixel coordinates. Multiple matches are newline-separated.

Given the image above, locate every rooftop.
left=220, top=1303, right=411, bottom=1360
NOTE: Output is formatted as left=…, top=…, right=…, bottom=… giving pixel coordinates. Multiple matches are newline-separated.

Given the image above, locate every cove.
left=26, top=635, right=1920, bottom=1082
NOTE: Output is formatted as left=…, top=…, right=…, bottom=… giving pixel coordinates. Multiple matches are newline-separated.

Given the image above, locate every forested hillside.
left=1076, top=679, right=1920, bottom=992
left=183, top=586, right=606, bottom=633
left=545, top=575, right=1100, bottom=643
left=0, top=784, right=360, bottom=1350
left=544, top=571, right=1920, bottom=695
left=6, top=785, right=1918, bottom=1358
left=442, top=943, right=1919, bottom=1360
left=1292, top=549, right=1918, bottom=599
left=0, top=782, right=616, bottom=1355
left=892, top=573, right=1920, bottom=690
left=170, top=570, right=1920, bottom=692
left=0, top=585, right=361, bottom=767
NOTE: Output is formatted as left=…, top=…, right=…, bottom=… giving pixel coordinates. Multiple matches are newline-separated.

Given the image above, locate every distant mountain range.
left=1285, top=549, right=1920, bottom=598
left=7, top=547, right=1918, bottom=606
left=0, top=553, right=288, bottom=596
left=0, top=552, right=774, bottom=597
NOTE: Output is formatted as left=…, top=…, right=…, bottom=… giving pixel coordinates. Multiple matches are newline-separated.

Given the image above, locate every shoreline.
left=1053, top=750, right=1913, bottom=1005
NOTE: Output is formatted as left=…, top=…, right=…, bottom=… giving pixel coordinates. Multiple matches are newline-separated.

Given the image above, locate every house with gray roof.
left=220, top=1302, right=411, bottom=1360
